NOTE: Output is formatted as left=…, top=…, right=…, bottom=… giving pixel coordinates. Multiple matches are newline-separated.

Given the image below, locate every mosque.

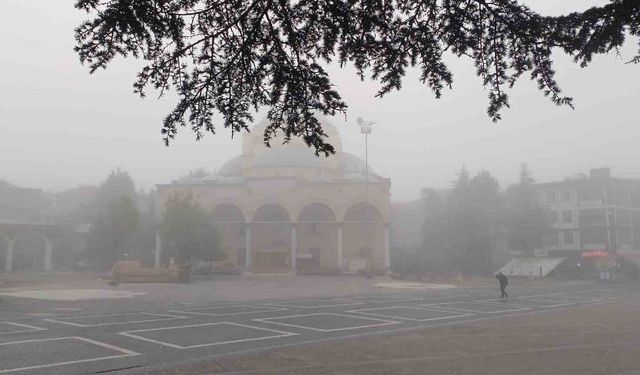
left=154, top=120, right=391, bottom=274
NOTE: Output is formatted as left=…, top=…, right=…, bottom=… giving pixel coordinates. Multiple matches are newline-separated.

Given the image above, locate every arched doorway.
left=12, top=231, right=50, bottom=272
left=252, top=204, right=291, bottom=273
left=211, top=204, right=246, bottom=271
left=297, top=203, right=337, bottom=273
left=0, top=234, right=8, bottom=272
left=343, top=202, right=384, bottom=273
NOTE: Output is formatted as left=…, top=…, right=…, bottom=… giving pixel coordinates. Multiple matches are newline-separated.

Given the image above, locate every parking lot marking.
left=43, top=312, right=189, bottom=327
left=119, top=322, right=297, bottom=349
left=0, top=322, right=47, bottom=335
left=254, top=313, right=399, bottom=332
left=261, top=299, right=362, bottom=309
left=333, top=295, right=420, bottom=304
left=476, top=297, right=575, bottom=308
left=0, top=336, right=139, bottom=374
left=170, top=304, right=287, bottom=317
left=421, top=302, right=531, bottom=314
left=347, top=306, right=472, bottom=322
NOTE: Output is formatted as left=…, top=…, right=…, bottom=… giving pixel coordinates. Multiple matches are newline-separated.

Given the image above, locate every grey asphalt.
left=0, top=282, right=637, bottom=375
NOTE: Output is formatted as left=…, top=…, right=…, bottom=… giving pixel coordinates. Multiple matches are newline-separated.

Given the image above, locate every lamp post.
left=357, top=117, right=375, bottom=277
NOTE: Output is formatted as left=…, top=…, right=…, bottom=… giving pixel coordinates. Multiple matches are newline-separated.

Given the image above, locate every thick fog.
left=1, top=0, right=639, bottom=200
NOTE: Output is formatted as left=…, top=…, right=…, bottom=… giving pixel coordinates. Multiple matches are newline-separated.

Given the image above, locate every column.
left=44, top=239, right=53, bottom=272
left=245, top=224, right=252, bottom=271
left=290, top=225, right=297, bottom=271
left=631, top=210, right=636, bottom=250
left=383, top=224, right=390, bottom=272
left=154, top=231, right=162, bottom=267
left=5, top=238, right=14, bottom=272
left=336, top=224, right=343, bottom=272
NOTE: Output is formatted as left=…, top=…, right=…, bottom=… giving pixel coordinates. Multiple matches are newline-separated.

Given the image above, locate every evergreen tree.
left=421, top=190, right=448, bottom=266
left=466, top=170, right=502, bottom=273
left=422, top=167, right=503, bottom=275
left=87, top=169, right=139, bottom=270
left=74, top=1, right=640, bottom=154
left=507, top=164, right=547, bottom=255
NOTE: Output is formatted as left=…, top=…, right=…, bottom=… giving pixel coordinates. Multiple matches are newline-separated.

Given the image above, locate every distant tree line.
left=421, top=164, right=547, bottom=275
left=86, top=169, right=223, bottom=272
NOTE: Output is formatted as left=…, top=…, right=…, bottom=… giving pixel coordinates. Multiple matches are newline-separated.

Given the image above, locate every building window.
left=562, top=230, right=574, bottom=246
left=562, top=189, right=572, bottom=202
left=547, top=190, right=557, bottom=203
left=547, top=211, right=558, bottom=224
left=562, top=210, right=573, bottom=224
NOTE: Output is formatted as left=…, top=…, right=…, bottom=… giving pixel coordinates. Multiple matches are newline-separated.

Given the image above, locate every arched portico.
left=0, top=234, right=10, bottom=272
left=296, top=203, right=339, bottom=272
left=211, top=204, right=247, bottom=270
left=251, top=203, right=292, bottom=273
left=343, top=202, right=389, bottom=273
left=0, top=224, right=57, bottom=272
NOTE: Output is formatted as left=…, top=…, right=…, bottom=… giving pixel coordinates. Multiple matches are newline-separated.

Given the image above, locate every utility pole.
left=357, top=117, right=375, bottom=277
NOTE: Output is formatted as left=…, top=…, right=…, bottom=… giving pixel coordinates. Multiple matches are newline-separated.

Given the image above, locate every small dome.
left=340, top=152, right=377, bottom=176
left=218, top=156, right=243, bottom=176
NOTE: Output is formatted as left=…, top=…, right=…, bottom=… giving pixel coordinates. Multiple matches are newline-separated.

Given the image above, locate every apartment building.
left=535, top=168, right=640, bottom=257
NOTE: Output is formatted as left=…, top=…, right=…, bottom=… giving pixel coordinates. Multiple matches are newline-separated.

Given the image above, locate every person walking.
left=496, top=272, right=508, bottom=298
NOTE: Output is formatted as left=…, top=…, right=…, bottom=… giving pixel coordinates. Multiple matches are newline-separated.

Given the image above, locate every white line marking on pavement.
left=43, top=312, right=189, bottom=327
left=261, top=299, right=363, bottom=308
left=420, top=302, right=531, bottom=314
left=476, top=297, right=576, bottom=308
left=119, top=322, right=297, bottom=349
left=0, top=322, right=47, bottom=335
left=347, top=306, right=472, bottom=322
left=169, top=305, right=287, bottom=317
left=0, top=336, right=139, bottom=374
left=254, top=313, right=399, bottom=332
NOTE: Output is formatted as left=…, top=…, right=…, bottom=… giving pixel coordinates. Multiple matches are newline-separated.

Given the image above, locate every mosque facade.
left=155, top=121, right=391, bottom=274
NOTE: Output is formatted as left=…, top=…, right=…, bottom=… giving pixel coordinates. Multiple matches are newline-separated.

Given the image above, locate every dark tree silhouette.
left=74, top=0, right=639, bottom=154
left=506, top=164, right=547, bottom=255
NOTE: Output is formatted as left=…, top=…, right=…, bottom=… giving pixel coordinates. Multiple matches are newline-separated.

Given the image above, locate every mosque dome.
left=196, top=119, right=381, bottom=182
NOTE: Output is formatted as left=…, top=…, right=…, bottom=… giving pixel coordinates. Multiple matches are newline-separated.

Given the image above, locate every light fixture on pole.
left=357, top=117, right=375, bottom=277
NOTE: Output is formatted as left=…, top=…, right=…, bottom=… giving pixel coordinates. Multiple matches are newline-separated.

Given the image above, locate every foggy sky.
left=1, top=0, right=639, bottom=201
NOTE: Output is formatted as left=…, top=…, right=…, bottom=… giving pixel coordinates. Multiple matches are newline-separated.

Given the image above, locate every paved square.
left=0, top=322, right=46, bottom=335
left=254, top=313, right=398, bottom=332
left=0, top=337, right=138, bottom=374
left=348, top=306, right=471, bottom=322
left=44, top=312, right=188, bottom=327
left=481, top=297, right=574, bottom=308
left=171, top=305, right=286, bottom=316
left=119, top=322, right=296, bottom=349
left=336, top=295, right=419, bottom=304
left=423, top=302, right=530, bottom=313
left=263, top=299, right=360, bottom=308
left=544, top=293, right=602, bottom=303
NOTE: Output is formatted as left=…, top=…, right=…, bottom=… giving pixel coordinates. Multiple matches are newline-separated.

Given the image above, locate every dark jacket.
left=496, top=273, right=508, bottom=287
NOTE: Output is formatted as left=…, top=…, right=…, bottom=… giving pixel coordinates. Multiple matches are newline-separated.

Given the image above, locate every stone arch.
left=12, top=230, right=52, bottom=272
left=296, top=203, right=339, bottom=272
left=252, top=203, right=291, bottom=223
left=210, top=203, right=246, bottom=270
left=297, top=203, right=336, bottom=223
left=211, top=203, right=246, bottom=223
left=343, top=202, right=383, bottom=222
left=0, top=233, right=9, bottom=272
left=342, top=202, right=385, bottom=273
left=292, top=198, right=336, bottom=222
left=251, top=203, right=291, bottom=272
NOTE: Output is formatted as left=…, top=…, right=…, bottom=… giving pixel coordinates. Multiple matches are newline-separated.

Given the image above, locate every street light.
left=357, top=117, right=375, bottom=277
